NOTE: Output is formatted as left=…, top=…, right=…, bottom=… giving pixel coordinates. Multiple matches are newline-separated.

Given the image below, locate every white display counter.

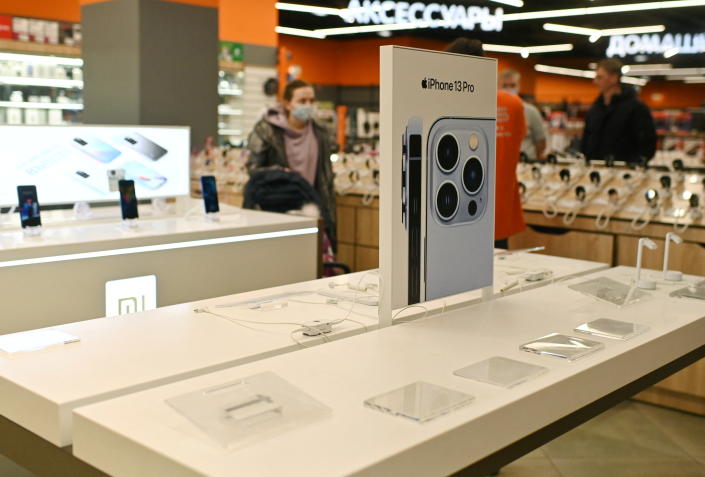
left=71, top=267, right=705, bottom=477
left=0, top=251, right=606, bottom=467
left=0, top=201, right=318, bottom=334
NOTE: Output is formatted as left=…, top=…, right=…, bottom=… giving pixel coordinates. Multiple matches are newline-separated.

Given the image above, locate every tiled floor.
left=502, top=401, right=705, bottom=477
left=0, top=401, right=703, bottom=476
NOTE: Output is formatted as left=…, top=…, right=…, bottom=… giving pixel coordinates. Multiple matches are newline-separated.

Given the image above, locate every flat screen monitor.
left=0, top=125, right=190, bottom=206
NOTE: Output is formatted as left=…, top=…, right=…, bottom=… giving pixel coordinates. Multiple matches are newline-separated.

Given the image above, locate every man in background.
left=499, top=69, right=547, bottom=161
left=581, top=58, right=656, bottom=164
left=445, top=38, right=527, bottom=249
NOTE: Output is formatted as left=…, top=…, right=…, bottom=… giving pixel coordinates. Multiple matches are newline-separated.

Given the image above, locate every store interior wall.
left=81, top=0, right=219, bottom=146
left=2, top=0, right=704, bottom=109
left=278, top=35, right=705, bottom=109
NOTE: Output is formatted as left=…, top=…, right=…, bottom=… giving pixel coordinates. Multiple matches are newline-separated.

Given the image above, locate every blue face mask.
left=292, top=104, right=314, bottom=122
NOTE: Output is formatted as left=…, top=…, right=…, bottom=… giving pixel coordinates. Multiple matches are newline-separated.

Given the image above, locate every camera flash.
left=469, top=134, right=479, bottom=151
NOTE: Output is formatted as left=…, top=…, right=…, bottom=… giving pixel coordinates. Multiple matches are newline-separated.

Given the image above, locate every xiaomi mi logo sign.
left=105, top=275, right=157, bottom=317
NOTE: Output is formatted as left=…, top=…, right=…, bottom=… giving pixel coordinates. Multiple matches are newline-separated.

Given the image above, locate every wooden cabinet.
left=336, top=195, right=379, bottom=272
left=509, top=227, right=615, bottom=264
left=616, top=235, right=705, bottom=276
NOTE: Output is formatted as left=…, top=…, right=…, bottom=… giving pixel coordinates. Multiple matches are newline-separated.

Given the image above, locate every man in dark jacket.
left=581, top=58, right=657, bottom=164
left=246, top=79, right=337, bottom=248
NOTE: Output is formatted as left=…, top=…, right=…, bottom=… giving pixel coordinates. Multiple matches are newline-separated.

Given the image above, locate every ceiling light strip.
left=316, top=21, right=432, bottom=36
left=534, top=64, right=648, bottom=86
left=483, top=43, right=573, bottom=55
left=544, top=23, right=666, bottom=37
left=274, top=2, right=342, bottom=16
left=275, top=26, right=326, bottom=38
left=504, top=0, right=705, bottom=21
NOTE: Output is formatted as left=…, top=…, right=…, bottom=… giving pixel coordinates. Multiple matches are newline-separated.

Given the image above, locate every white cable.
left=392, top=304, right=429, bottom=323
left=196, top=306, right=330, bottom=345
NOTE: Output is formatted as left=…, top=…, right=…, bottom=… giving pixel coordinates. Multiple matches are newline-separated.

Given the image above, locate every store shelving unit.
left=0, top=39, right=83, bottom=125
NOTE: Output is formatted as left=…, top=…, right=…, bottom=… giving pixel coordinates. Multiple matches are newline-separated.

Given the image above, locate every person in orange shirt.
left=445, top=38, right=527, bottom=249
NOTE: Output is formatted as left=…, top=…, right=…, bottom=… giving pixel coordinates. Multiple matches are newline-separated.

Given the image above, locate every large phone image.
left=403, top=117, right=423, bottom=305
left=123, top=161, right=168, bottom=190
left=423, top=117, right=496, bottom=301
left=122, top=132, right=168, bottom=161
left=17, top=185, right=41, bottom=228
left=72, top=135, right=122, bottom=163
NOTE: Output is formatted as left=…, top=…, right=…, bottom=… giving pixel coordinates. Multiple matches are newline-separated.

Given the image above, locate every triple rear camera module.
left=434, top=133, right=484, bottom=221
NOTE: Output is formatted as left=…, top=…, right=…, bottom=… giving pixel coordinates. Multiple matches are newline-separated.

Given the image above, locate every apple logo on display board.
left=421, top=78, right=428, bottom=89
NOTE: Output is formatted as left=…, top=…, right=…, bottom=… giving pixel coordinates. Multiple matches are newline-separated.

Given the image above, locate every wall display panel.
left=0, top=125, right=190, bottom=206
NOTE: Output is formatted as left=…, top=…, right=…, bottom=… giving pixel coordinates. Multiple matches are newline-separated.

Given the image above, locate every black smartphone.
left=118, top=179, right=139, bottom=220
left=17, top=185, right=41, bottom=228
left=403, top=118, right=423, bottom=305
left=201, top=175, right=220, bottom=214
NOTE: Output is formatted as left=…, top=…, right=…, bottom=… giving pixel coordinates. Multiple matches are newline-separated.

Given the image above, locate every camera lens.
left=467, top=199, right=478, bottom=216
left=462, top=157, right=484, bottom=194
left=436, top=182, right=459, bottom=220
left=437, top=134, right=459, bottom=172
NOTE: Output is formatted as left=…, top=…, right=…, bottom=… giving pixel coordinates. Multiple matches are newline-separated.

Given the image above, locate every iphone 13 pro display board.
left=0, top=125, right=190, bottom=207
left=379, top=46, right=497, bottom=326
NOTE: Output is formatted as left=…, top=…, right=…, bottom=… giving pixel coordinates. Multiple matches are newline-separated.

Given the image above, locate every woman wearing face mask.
left=246, top=79, right=337, bottom=249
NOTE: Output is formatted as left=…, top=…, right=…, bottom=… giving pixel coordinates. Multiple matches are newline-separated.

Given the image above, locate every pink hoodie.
left=265, top=105, right=319, bottom=186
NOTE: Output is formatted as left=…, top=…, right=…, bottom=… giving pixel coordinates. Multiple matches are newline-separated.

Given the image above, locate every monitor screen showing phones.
left=17, top=185, right=41, bottom=228
left=118, top=180, right=139, bottom=220
left=0, top=125, right=190, bottom=206
left=200, top=175, right=219, bottom=214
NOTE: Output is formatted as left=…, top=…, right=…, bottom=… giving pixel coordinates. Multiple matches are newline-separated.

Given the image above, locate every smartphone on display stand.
left=423, top=117, right=495, bottom=302
left=403, top=117, right=423, bottom=305
left=122, top=132, right=168, bottom=160
left=71, top=135, right=122, bottom=163
left=200, top=175, right=220, bottom=218
left=118, top=179, right=139, bottom=223
left=16, top=185, right=42, bottom=233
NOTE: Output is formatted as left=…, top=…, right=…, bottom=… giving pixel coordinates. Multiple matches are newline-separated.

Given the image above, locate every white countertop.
left=72, top=266, right=705, bottom=477
left=0, top=253, right=606, bottom=449
left=0, top=271, right=377, bottom=447
left=0, top=201, right=317, bottom=261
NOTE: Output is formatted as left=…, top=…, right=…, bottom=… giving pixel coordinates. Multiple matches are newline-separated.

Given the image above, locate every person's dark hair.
left=597, top=58, right=623, bottom=79
left=283, top=79, right=312, bottom=101
left=445, top=38, right=484, bottom=57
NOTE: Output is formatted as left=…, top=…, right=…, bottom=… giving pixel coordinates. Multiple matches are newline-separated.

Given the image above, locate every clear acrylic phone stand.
left=22, top=225, right=42, bottom=237
left=670, top=280, right=705, bottom=301
left=73, top=201, right=93, bottom=220
left=364, top=382, right=474, bottom=423
left=454, top=356, right=548, bottom=388
left=1, top=205, right=16, bottom=224
left=575, top=318, right=649, bottom=341
left=520, top=333, right=604, bottom=361
left=166, top=372, right=331, bottom=449
left=121, top=218, right=139, bottom=229
left=151, top=197, right=170, bottom=216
